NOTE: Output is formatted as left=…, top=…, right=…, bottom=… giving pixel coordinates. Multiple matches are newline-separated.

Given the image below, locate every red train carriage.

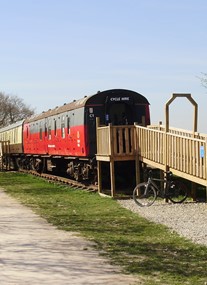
left=21, top=89, right=150, bottom=180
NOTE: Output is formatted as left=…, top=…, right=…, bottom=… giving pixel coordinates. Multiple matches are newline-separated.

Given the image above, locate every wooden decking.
left=96, top=122, right=207, bottom=197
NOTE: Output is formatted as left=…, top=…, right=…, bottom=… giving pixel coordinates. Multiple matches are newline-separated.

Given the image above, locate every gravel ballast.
left=118, top=199, right=207, bottom=247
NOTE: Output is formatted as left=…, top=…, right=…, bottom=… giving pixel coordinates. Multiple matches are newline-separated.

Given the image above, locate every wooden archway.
left=165, top=93, right=198, bottom=133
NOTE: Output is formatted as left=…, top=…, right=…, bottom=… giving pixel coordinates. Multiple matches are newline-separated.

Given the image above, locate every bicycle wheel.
left=133, top=182, right=157, bottom=207
left=168, top=180, right=188, bottom=203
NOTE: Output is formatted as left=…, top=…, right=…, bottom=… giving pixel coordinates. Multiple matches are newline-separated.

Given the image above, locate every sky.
left=0, top=0, right=207, bottom=132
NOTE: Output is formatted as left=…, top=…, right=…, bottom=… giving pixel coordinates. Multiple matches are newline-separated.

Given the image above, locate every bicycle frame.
left=146, top=177, right=171, bottom=198
left=133, top=170, right=188, bottom=207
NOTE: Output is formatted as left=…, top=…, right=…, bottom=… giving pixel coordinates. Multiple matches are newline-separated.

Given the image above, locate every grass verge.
left=0, top=172, right=207, bottom=285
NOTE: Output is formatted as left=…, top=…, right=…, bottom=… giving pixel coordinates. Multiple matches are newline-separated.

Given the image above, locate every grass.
left=0, top=171, right=207, bottom=285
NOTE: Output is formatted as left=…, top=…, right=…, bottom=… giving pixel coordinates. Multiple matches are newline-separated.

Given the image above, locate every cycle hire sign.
left=200, top=146, right=205, bottom=158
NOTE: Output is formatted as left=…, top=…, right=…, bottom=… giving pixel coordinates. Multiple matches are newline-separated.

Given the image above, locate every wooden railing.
left=96, top=123, right=135, bottom=160
left=96, top=125, right=110, bottom=157
left=149, top=124, right=207, bottom=140
left=96, top=122, right=207, bottom=187
left=135, top=125, right=207, bottom=186
left=135, top=126, right=166, bottom=167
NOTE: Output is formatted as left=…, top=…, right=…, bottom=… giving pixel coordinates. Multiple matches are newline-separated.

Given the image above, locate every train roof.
left=25, top=89, right=150, bottom=123
left=0, top=119, right=24, bottom=133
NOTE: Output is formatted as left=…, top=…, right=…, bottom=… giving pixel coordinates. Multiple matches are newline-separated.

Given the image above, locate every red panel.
left=23, top=124, right=89, bottom=157
left=23, top=123, right=47, bottom=154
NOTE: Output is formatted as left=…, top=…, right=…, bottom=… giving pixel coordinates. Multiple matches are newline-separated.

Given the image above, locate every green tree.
left=0, top=92, right=35, bottom=127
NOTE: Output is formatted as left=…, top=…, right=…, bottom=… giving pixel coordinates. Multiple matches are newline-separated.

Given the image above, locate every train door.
left=85, top=106, right=104, bottom=156
left=85, top=107, right=97, bottom=156
left=106, top=103, right=133, bottom=125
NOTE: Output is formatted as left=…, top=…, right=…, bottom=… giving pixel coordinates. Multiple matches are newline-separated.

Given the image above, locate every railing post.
left=134, top=124, right=140, bottom=185
left=96, top=117, right=100, bottom=156
left=97, top=160, right=102, bottom=194
left=96, top=117, right=100, bottom=128
left=108, top=123, right=113, bottom=156
left=96, top=117, right=102, bottom=194
left=164, top=130, right=169, bottom=172
left=109, top=124, right=116, bottom=197
left=110, top=159, right=115, bottom=197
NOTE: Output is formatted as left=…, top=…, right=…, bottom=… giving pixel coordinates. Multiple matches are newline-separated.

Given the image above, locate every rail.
left=148, top=124, right=207, bottom=140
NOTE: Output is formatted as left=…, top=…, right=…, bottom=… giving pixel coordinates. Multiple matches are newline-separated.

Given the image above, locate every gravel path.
left=118, top=199, right=207, bottom=247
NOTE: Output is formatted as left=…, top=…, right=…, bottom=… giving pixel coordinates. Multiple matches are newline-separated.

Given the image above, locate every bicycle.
left=133, top=170, right=188, bottom=207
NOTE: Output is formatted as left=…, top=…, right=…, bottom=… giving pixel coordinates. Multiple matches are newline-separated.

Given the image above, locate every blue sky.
left=0, top=0, right=207, bottom=132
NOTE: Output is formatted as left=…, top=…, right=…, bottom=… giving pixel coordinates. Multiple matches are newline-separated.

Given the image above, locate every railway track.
left=2, top=168, right=130, bottom=198
left=19, top=170, right=98, bottom=193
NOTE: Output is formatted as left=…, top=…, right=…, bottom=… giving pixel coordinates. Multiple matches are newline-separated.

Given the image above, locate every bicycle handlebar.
left=145, top=169, right=173, bottom=180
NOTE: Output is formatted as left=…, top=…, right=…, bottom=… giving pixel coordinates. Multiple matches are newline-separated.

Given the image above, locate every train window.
left=48, top=126, right=52, bottom=140
left=39, top=121, right=42, bottom=140
left=15, top=129, right=17, bottom=143
left=11, top=130, right=13, bottom=143
left=61, top=123, right=65, bottom=138
left=14, top=129, right=16, bottom=143
left=108, top=103, right=131, bottom=125
left=26, top=126, right=29, bottom=139
left=73, top=108, right=84, bottom=126
left=45, top=124, right=48, bottom=138
left=67, top=117, right=70, bottom=134
left=40, top=127, right=42, bottom=140
left=54, top=120, right=57, bottom=136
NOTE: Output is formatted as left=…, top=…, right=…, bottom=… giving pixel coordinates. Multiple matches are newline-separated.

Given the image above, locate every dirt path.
left=0, top=189, right=137, bottom=285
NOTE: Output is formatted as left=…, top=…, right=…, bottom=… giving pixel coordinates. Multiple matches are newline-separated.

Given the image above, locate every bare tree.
left=200, top=72, right=207, bottom=89
left=0, top=92, right=35, bottom=127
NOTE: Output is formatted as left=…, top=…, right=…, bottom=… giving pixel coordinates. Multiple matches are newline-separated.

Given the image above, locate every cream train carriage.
left=0, top=120, right=24, bottom=155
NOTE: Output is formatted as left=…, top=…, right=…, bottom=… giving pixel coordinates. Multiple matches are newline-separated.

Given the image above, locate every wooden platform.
left=96, top=120, right=207, bottom=197
left=96, top=118, right=139, bottom=197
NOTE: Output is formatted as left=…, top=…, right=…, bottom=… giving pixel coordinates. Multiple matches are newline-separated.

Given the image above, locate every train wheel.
left=15, top=157, right=24, bottom=170
left=32, top=158, right=45, bottom=173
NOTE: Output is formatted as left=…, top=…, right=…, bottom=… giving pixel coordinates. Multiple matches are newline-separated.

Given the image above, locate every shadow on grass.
left=1, top=172, right=207, bottom=284
left=47, top=209, right=207, bottom=283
